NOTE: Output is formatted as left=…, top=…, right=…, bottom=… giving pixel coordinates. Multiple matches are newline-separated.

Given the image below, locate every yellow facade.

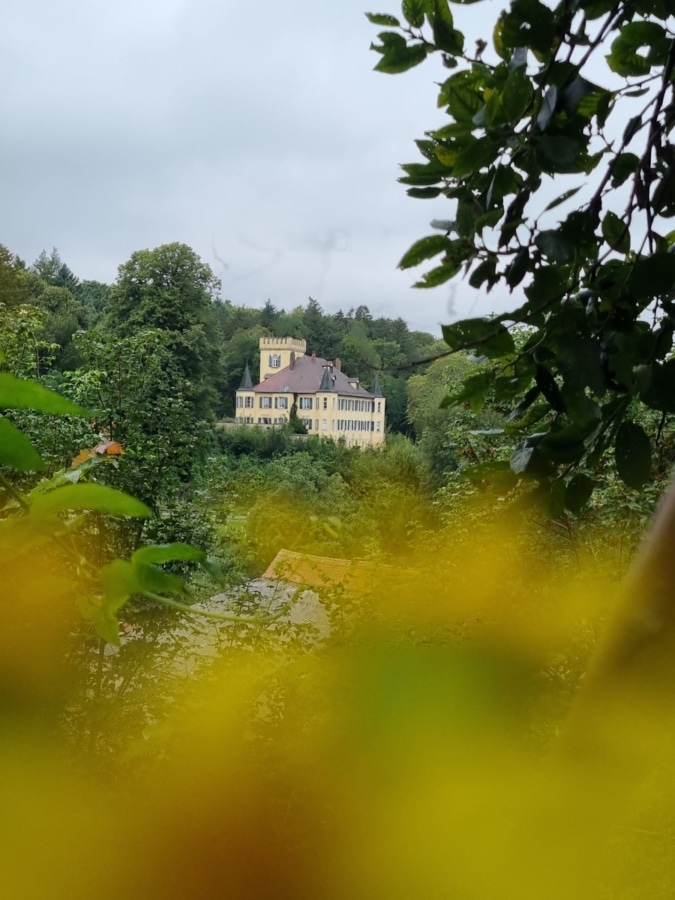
left=259, top=336, right=306, bottom=381
left=235, top=337, right=386, bottom=448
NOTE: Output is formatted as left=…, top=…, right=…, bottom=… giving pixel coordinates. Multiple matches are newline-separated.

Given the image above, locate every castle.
left=235, top=337, right=386, bottom=448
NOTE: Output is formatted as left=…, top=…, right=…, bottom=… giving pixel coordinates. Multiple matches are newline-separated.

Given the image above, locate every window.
left=376, top=421, right=381, bottom=432
left=236, top=396, right=243, bottom=408
left=377, top=402, right=382, bottom=413
left=269, top=354, right=281, bottom=368
left=274, top=396, right=288, bottom=409
left=323, top=397, right=328, bottom=409
left=260, top=397, right=272, bottom=409
left=322, top=419, right=327, bottom=431
left=301, top=417, right=312, bottom=430
left=244, top=396, right=254, bottom=408
left=258, top=417, right=272, bottom=425
left=299, top=397, right=313, bottom=410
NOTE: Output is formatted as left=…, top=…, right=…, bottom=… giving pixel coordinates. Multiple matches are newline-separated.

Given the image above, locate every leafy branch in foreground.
left=0, top=371, right=287, bottom=645
left=370, top=0, right=675, bottom=507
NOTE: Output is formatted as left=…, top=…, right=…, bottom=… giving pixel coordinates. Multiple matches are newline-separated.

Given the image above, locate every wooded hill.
left=0, top=243, right=444, bottom=435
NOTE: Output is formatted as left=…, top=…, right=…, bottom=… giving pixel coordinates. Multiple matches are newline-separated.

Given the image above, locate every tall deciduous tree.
left=369, top=0, right=675, bottom=508
left=107, top=243, right=222, bottom=418
left=0, top=245, right=29, bottom=310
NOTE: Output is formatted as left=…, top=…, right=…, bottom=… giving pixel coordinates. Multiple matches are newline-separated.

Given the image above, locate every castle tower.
left=258, top=336, right=307, bottom=381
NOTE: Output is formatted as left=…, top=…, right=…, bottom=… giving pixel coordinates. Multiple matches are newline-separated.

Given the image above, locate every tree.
left=34, top=285, right=89, bottom=371
left=106, top=243, right=222, bottom=418
left=0, top=245, right=30, bottom=310
left=77, top=280, right=110, bottom=328
left=31, top=248, right=64, bottom=283
left=369, top=0, right=675, bottom=509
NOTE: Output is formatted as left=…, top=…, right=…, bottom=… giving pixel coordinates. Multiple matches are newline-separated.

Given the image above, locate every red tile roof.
left=252, top=354, right=375, bottom=398
left=262, top=549, right=378, bottom=590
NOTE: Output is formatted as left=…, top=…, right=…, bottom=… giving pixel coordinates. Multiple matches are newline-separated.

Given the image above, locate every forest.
left=5, top=0, right=675, bottom=896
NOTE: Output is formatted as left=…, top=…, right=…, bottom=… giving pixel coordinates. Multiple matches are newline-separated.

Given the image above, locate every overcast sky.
left=1, top=0, right=510, bottom=334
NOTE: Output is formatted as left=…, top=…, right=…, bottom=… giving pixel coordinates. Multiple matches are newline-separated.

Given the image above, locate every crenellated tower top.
left=258, top=336, right=307, bottom=381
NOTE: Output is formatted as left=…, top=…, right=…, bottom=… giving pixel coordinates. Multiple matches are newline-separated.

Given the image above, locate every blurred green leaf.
left=31, top=484, right=151, bottom=518
left=0, top=418, right=45, bottom=472
left=0, top=373, right=87, bottom=415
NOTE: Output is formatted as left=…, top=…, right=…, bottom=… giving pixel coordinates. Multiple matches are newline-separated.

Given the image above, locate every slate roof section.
left=239, top=363, right=253, bottom=389
left=319, top=366, right=335, bottom=392
left=254, top=353, right=375, bottom=398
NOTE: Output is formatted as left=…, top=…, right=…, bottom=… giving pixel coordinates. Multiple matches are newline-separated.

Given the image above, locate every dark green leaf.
left=607, top=22, right=669, bottom=77
left=413, top=260, right=460, bottom=287
left=506, top=248, right=530, bottom=288
left=398, top=234, right=451, bottom=269
left=535, top=366, right=566, bottom=413
left=442, top=317, right=515, bottom=358
left=639, top=359, right=675, bottom=413
left=544, top=186, right=582, bottom=212
left=622, top=116, right=642, bottom=145
left=0, top=374, right=87, bottom=415
left=548, top=478, right=567, bottom=518
left=503, top=66, right=534, bottom=122
left=31, top=484, right=151, bottom=518
left=452, top=138, right=498, bottom=178
left=469, top=257, right=497, bottom=289
left=602, top=211, right=630, bottom=254
left=407, top=186, right=443, bottom=198
left=537, top=135, right=582, bottom=168
left=372, top=33, right=427, bottom=73
left=99, top=559, right=184, bottom=611
left=439, top=77, right=483, bottom=123
left=628, top=254, right=675, bottom=298
left=615, top=421, right=651, bottom=489
left=524, top=266, right=566, bottom=306
left=132, top=542, right=208, bottom=566
left=581, top=0, right=617, bottom=20
left=402, top=0, right=425, bottom=27
left=431, top=15, right=464, bottom=56
left=441, top=371, right=494, bottom=410
left=565, top=474, right=594, bottom=515
left=0, top=418, right=45, bottom=471
left=535, top=230, right=576, bottom=264
left=505, top=400, right=549, bottom=433
left=366, top=12, right=401, bottom=26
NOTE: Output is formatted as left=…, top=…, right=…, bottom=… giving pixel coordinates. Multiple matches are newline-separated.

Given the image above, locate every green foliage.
left=106, top=243, right=222, bottom=418
left=369, top=0, right=675, bottom=504
left=0, top=245, right=31, bottom=310
left=67, top=328, right=207, bottom=506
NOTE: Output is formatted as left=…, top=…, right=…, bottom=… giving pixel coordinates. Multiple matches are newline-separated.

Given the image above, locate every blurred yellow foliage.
left=3, top=491, right=675, bottom=900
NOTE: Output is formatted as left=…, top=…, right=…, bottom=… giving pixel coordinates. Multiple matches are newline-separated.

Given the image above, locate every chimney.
left=335, top=358, right=342, bottom=371
left=311, top=352, right=316, bottom=362
left=290, top=351, right=295, bottom=370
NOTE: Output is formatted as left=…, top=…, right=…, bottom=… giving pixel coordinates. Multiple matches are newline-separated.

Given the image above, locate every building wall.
left=235, top=388, right=385, bottom=447
left=235, top=337, right=386, bottom=448
left=259, top=337, right=306, bottom=382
